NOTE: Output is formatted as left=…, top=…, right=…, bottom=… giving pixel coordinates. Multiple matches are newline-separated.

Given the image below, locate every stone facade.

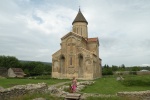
left=52, top=9, right=102, bottom=80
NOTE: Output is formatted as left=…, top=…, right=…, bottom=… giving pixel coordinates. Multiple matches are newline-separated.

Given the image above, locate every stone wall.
left=0, top=83, right=48, bottom=100
left=114, top=71, right=150, bottom=75
left=117, top=90, right=150, bottom=100
left=137, top=71, right=150, bottom=75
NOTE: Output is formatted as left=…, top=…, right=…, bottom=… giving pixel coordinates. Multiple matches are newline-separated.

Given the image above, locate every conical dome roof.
left=72, top=9, right=88, bottom=25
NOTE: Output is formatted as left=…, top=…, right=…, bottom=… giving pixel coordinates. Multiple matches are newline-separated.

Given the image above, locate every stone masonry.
left=52, top=9, right=102, bottom=80
left=0, top=83, right=48, bottom=100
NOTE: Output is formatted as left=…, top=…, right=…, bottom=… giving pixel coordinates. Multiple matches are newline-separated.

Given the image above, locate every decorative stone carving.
left=68, top=67, right=75, bottom=74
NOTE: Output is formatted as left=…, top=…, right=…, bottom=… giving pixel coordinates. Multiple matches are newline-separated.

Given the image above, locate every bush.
left=121, top=79, right=150, bottom=86
left=129, top=71, right=137, bottom=75
left=28, top=75, right=51, bottom=79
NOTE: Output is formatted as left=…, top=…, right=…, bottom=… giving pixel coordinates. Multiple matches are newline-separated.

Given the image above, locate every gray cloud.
left=0, top=0, right=150, bottom=66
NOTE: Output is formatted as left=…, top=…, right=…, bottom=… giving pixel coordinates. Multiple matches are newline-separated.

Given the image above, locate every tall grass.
left=120, top=75, right=150, bottom=86
left=82, top=75, right=150, bottom=94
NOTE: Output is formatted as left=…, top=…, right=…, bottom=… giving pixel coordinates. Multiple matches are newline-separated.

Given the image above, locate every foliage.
left=102, top=64, right=113, bottom=75
left=21, top=61, right=51, bottom=76
left=131, top=66, right=141, bottom=71
left=102, top=64, right=126, bottom=75
left=118, top=64, right=126, bottom=71
left=0, top=55, right=52, bottom=76
left=0, top=55, right=21, bottom=68
left=112, top=65, right=118, bottom=71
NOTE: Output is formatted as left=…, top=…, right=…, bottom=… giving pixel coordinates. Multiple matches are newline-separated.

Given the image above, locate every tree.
left=112, top=65, right=118, bottom=71
left=118, top=64, right=126, bottom=71
left=21, top=61, right=51, bottom=76
left=43, top=64, right=52, bottom=75
left=0, top=55, right=20, bottom=68
left=33, top=64, right=44, bottom=75
left=131, top=66, right=141, bottom=71
left=102, top=64, right=113, bottom=75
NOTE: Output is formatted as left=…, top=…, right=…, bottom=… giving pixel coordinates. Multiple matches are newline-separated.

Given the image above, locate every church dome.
left=72, top=9, right=88, bottom=25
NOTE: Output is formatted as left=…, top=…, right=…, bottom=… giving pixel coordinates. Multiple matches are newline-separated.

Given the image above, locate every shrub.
left=129, top=71, right=137, bottom=75
left=32, top=75, right=51, bottom=79
left=121, top=79, right=150, bottom=86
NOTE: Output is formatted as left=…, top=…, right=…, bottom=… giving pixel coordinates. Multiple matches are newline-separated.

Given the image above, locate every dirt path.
left=49, top=81, right=71, bottom=87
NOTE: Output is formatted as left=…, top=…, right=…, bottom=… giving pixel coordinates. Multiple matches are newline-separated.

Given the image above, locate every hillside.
left=19, top=60, right=52, bottom=66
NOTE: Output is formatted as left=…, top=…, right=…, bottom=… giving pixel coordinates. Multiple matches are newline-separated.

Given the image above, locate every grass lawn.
left=82, top=75, right=150, bottom=94
left=1, top=75, right=150, bottom=95
left=0, top=78, right=69, bottom=88
left=11, top=93, right=64, bottom=100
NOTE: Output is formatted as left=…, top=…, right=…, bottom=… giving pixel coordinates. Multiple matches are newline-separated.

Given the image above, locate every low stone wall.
left=0, top=83, right=48, bottom=100
left=117, top=90, right=150, bottom=100
left=57, top=81, right=95, bottom=94
left=137, top=71, right=150, bottom=75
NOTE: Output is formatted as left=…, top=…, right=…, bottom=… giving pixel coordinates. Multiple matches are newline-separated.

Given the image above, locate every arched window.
left=70, top=57, right=72, bottom=65
left=78, top=54, right=83, bottom=78
left=60, top=55, right=65, bottom=74
left=81, top=28, right=82, bottom=35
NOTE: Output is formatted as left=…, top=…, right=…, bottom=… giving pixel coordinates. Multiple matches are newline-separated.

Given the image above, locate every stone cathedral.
left=52, top=9, right=102, bottom=80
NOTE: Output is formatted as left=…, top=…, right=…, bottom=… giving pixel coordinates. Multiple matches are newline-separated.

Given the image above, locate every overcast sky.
left=0, top=0, right=150, bottom=66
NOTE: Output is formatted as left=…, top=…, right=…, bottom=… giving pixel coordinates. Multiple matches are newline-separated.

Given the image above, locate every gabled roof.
left=61, top=32, right=88, bottom=45
left=11, top=68, right=26, bottom=76
left=87, top=37, right=99, bottom=45
left=72, top=8, right=88, bottom=25
left=52, top=49, right=61, bottom=57
left=87, top=38, right=98, bottom=42
left=61, top=31, right=83, bottom=40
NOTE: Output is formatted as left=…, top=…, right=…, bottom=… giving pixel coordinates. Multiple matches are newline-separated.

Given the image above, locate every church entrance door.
left=78, top=54, right=83, bottom=78
left=60, top=55, right=65, bottom=78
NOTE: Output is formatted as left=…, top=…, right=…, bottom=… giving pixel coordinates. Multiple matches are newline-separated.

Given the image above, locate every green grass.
left=82, top=75, right=150, bottom=94
left=0, top=78, right=69, bottom=88
left=1, top=75, right=150, bottom=96
left=121, top=75, right=150, bottom=86
left=11, top=93, right=64, bottom=100
left=86, top=96, right=126, bottom=100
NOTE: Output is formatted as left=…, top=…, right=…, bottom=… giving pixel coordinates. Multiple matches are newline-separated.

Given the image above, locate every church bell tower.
left=52, top=8, right=102, bottom=80
left=72, top=9, right=88, bottom=39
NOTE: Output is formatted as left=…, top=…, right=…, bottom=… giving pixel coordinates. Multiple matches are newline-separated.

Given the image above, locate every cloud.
left=78, top=0, right=150, bottom=66
left=0, top=0, right=150, bottom=66
left=0, top=0, right=76, bottom=62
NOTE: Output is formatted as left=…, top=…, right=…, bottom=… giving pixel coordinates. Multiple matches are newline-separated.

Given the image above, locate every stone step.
left=65, top=93, right=81, bottom=100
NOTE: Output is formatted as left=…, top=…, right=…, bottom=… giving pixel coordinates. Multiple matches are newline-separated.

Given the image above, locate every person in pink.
left=71, top=77, right=77, bottom=93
